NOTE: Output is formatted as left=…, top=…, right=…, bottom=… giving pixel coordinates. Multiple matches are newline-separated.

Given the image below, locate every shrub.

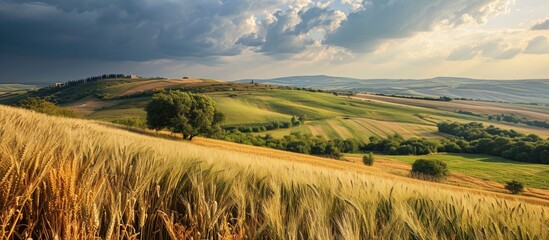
left=505, top=180, right=524, bottom=194
left=411, top=159, right=448, bottom=180
left=18, top=97, right=78, bottom=118
left=363, top=152, right=374, bottom=166
left=281, top=121, right=292, bottom=128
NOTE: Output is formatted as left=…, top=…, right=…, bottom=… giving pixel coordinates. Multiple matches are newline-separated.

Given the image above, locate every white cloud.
left=525, top=36, right=549, bottom=54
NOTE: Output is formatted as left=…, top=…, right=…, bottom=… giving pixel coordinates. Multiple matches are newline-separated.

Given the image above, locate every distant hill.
left=0, top=84, right=37, bottom=93
left=236, top=76, right=549, bottom=105
left=0, top=84, right=38, bottom=101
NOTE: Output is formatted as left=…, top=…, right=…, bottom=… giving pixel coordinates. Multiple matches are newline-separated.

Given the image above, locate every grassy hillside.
left=1, top=105, right=548, bottom=239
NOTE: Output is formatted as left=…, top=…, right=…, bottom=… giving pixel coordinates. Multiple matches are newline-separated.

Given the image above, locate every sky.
left=1, top=0, right=549, bottom=84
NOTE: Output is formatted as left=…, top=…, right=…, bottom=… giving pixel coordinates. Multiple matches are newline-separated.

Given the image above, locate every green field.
left=381, top=153, right=549, bottom=189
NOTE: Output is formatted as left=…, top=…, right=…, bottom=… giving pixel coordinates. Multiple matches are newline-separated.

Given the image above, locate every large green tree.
left=145, top=90, right=224, bottom=140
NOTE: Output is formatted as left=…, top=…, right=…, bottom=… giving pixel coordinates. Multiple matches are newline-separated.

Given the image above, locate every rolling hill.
left=1, top=76, right=549, bottom=195
left=237, top=75, right=549, bottom=105
left=0, top=84, right=37, bottom=100
left=3, top=76, right=548, bottom=140
left=1, top=105, right=548, bottom=239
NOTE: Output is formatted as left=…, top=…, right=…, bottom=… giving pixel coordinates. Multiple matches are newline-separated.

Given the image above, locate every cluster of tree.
left=291, top=115, right=306, bottom=126
left=456, top=110, right=482, bottom=117
left=18, top=97, right=78, bottom=118
left=488, top=114, right=549, bottom=129
left=526, top=120, right=549, bottom=129
left=283, top=86, right=326, bottom=93
left=145, top=90, right=224, bottom=140
left=374, top=94, right=453, bottom=102
left=363, top=134, right=439, bottom=155
left=223, top=115, right=306, bottom=133
left=438, top=122, right=549, bottom=164
left=213, top=131, right=365, bottom=159
left=225, top=121, right=293, bottom=133
left=332, top=91, right=356, bottom=96
left=51, top=74, right=130, bottom=89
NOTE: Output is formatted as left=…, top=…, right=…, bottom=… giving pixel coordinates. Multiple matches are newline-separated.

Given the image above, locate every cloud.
left=447, top=38, right=521, bottom=61
left=532, top=19, right=549, bottom=30
left=477, top=39, right=521, bottom=59
left=237, top=5, right=346, bottom=57
left=325, top=0, right=512, bottom=52
left=0, top=0, right=282, bottom=61
left=0, top=0, right=515, bottom=63
left=447, top=45, right=479, bottom=61
left=524, top=36, right=549, bottom=54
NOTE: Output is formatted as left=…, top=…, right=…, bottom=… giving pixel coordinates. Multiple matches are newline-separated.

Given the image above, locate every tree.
left=363, top=152, right=374, bottom=166
left=145, top=90, right=223, bottom=140
left=324, top=144, right=341, bottom=159
left=505, top=180, right=524, bottom=194
left=298, top=114, right=307, bottom=123
left=439, top=96, right=453, bottom=102
left=411, top=159, right=448, bottom=180
left=291, top=115, right=297, bottom=123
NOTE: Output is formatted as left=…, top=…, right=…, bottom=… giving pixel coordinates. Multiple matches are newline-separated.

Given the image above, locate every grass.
left=209, top=94, right=291, bottom=124
left=381, top=153, right=549, bottom=189
left=1, top=105, right=548, bottom=239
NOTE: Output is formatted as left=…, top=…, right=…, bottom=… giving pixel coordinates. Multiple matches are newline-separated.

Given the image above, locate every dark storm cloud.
left=325, top=0, right=511, bottom=52
left=0, top=0, right=279, bottom=61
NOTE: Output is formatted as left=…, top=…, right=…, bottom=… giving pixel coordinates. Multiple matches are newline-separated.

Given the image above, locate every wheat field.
left=0, top=105, right=547, bottom=239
